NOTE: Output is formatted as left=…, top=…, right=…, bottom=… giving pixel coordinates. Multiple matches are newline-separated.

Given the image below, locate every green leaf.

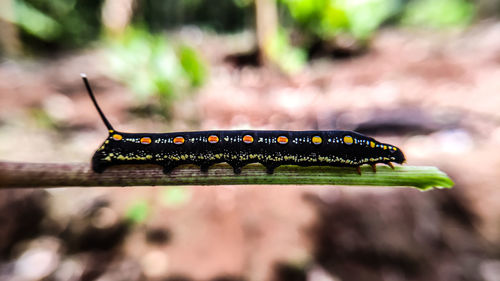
left=125, top=200, right=150, bottom=223
left=401, top=0, right=475, bottom=28
left=12, top=1, right=62, bottom=41
left=179, top=46, right=208, bottom=87
left=105, top=26, right=208, bottom=112
left=160, top=187, right=191, bottom=207
left=281, top=0, right=399, bottom=40
left=268, top=28, right=307, bottom=73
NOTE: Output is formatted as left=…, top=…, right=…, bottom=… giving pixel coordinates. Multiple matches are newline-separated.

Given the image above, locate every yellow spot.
left=277, top=136, right=288, bottom=144
left=140, top=137, right=151, bottom=144
left=174, top=136, right=185, bottom=145
left=208, top=135, right=219, bottom=144
left=343, top=135, right=353, bottom=145
left=312, top=136, right=322, bottom=145
left=146, top=155, right=152, bottom=159
left=392, top=147, right=397, bottom=151
left=109, top=130, right=114, bottom=133
left=243, top=135, right=254, bottom=144
left=370, top=141, right=375, bottom=148
left=383, top=145, right=387, bottom=150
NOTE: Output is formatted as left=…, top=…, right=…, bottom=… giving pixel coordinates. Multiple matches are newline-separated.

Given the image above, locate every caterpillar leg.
left=370, top=164, right=377, bottom=173
left=92, top=162, right=109, bottom=173
left=227, top=161, right=243, bottom=174
left=199, top=161, right=218, bottom=173
left=387, top=162, right=395, bottom=170
left=356, top=166, right=362, bottom=175
left=162, top=162, right=179, bottom=174
left=264, top=164, right=278, bottom=175
left=200, top=164, right=210, bottom=173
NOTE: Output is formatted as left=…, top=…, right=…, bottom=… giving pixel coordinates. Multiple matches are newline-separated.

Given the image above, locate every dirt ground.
left=1, top=23, right=500, bottom=281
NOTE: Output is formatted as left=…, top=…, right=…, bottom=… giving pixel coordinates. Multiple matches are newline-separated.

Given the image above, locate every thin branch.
left=0, top=161, right=453, bottom=190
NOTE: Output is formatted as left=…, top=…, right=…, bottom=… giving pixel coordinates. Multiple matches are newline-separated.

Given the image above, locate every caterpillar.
left=82, top=74, right=405, bottom=174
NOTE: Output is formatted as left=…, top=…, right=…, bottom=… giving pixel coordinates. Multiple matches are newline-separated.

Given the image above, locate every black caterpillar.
left=82, top=74, right=405, bottom=174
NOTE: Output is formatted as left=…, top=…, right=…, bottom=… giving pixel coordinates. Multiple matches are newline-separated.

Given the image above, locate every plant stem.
left=0, top=161, right=453, bottom=190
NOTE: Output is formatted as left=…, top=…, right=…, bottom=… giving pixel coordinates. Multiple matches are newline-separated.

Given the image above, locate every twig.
left=0, top=161, right=453, bottom=190
left=0, top=161, right=454, bottom=190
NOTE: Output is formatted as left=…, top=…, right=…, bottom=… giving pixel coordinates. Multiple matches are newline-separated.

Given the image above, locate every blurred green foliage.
left=0, top=0, right=478, bottom=100
left=125, top=199, right=150, bottom=224
left=280, top=0, right=400, bottom=40
left=133, top=0, right=254, bottom=32
left=9, top=0, right=61, bottom=41
left=401, top=0, right=475, bottom=28
left=160, top=187, right=191, bottom=208
left=0, top=0, right=479, bottom=56
left=28, top=108, right=58, bottom=129
left=106, top=27, right=207, bottom=111
left=179, top=46, right=207, bottom=87
left=268, top=28, right=307, bottom=73
left=1, top=0, right=103, bottom=52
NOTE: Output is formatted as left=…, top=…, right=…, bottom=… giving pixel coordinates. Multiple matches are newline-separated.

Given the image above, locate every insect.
left=82, top=74, right=405, bottom=174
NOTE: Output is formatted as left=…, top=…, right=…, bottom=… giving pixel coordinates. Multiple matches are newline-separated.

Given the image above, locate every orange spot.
left=343, top=135, right=353, bottom=145
left=140, top=137, right=151, bottom=144
left=312, top=136, right=322, bottom=145
left=174, top=136, right=185, bottom=145
left=112, top=134, right=122, bottom=141
left=208, top=135, right=219, bottom=144
left=277, top=136, right=288, bottom=144
left=243, top=135, right=254, bottom=144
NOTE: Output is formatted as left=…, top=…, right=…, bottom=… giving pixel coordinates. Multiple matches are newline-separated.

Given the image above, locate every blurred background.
left=1, top=0, right=500, bottom=280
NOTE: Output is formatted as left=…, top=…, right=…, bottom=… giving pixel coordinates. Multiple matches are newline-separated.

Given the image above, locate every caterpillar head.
left=381, top=143, right=406, bottom=164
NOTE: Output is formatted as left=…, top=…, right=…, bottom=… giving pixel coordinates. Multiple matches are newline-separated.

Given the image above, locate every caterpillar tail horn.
left=81, top=73, right=114, bottom=132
